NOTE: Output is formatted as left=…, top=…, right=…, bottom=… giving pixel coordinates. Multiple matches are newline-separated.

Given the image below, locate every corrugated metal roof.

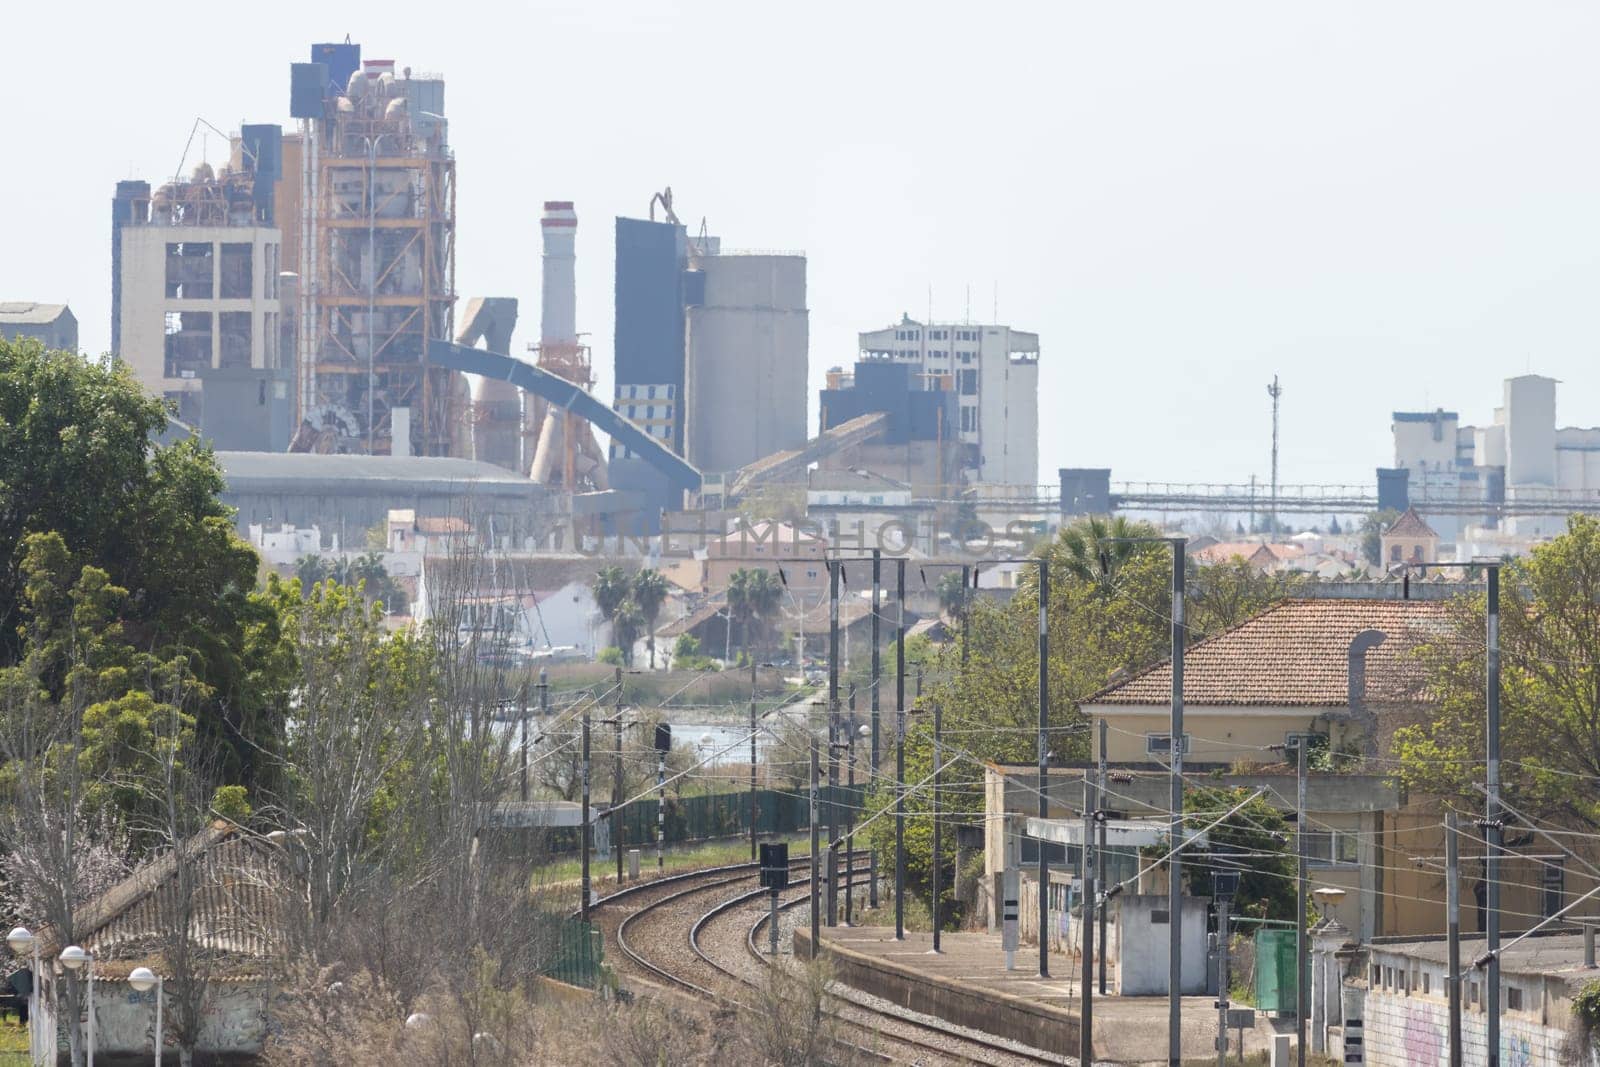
left=41, top=824, right=291, bottom=966
left=218, top=451, right=534, bottom=487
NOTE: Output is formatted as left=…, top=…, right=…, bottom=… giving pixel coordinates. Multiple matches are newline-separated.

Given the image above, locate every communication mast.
left=1267, top=375, right=1283, bottom=534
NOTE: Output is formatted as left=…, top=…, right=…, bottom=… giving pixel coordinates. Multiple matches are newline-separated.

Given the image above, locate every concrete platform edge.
left=794, top=929, right=1079, bottom=1058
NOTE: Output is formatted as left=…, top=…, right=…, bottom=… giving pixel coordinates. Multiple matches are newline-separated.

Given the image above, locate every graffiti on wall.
left=1402, top=1003, right=1443, bottom=1065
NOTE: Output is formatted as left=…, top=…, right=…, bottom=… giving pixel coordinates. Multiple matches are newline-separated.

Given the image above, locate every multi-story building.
left=111, top=124, right=292, bottom=450
left=612, top=195, right=808, bottom=514
left=1390, top=374, right=1600, bottom=546
left=287, top=43, right=456, bottom=457
left=857, top=316, right=1038, bottom=486
left=0, top=302, right=77, bottom=352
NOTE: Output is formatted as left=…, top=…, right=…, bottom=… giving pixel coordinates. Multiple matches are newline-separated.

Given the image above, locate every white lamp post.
left=128, top=967, right=162, bottom=1066
left=5, top=928, right=37, bottom=1056
left=58, top=945, right=93, bottom=1067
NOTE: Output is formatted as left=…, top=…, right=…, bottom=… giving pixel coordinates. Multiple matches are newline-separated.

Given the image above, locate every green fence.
left=538, top=919, right=605, bottom=989
left=1254, top=927, right=1298, bottom=1013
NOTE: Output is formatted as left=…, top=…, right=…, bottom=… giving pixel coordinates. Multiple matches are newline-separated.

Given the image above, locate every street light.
left=128, top=967, right=163, bottom=1066
left=6, top=928, right=37, bottom=1047
left=59, top=946, right=94, bottom=1067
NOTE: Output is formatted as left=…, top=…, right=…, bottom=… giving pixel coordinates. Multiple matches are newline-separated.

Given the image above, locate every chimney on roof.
left=1347, top=628, right=1388, bottom=749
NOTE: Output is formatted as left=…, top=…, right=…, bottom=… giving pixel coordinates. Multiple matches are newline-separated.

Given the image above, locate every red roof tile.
left=1087, top=598, right=1456, bottom=706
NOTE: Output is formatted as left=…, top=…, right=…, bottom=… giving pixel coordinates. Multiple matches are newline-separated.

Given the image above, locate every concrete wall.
left=683, top=254, right=807, bottom=474
left=117, top=224, right=284, bottom=405
left=38, top=976, right=270, bottom=1061
left=1361, top=978, right=1580, bottom=1067
left=1085, top=703, right=1341, bottom=763
left=1115, top=894, right=1210, bottom=995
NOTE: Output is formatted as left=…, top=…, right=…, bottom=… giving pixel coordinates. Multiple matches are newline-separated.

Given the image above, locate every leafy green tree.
left=1359, top=509, right=1400, bottom=567
left=727, top=568, right=783, bottom=658
left=936, top=571, right=968, bottom=620
left=863, top=515, right=1308, bottom=917
left=1392, top=515, right=1600, bottom=830
left=0, top=337, right=284, bottom=788
left=1179, top=785, right=1295, bottom=920
left=632, top=569, right=670, bottom=669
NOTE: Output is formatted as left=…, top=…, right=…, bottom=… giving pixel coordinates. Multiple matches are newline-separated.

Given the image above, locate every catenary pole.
left=810, top=737, right=820, bottom=958
left=1447, top=809, right=1463, bottom=1067
left=1168, top=539, right=1185, bottom=1065
left=870, top=549, right=882, bottom=909
left=895, top=558, right=907, bottom=940
left=1037, top=558, right=1050, bottom=978
left=932, top=694, right=943, bottom=952
left=1296, top=735, right=1308, bottom=1067
left=827, top=560, right=841, bottom=925
left=1080, top=770, right=1096, bottom=1066
left=580, top=705, right=591, bottom=921
left=1486, top=564, right=1502, bottom=1066
left=846, top=683, right=857, bottom=925
left=519, top=681, right=530, bottom=802
left=1098, top=716, right=1109, bottom=995
left=750, top=655, right=758, bottom=861
left=614, top=667, right=624, bottom=885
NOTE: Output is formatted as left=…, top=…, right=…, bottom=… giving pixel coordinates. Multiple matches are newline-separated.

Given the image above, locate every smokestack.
left=541, top=201, right=577, bottom=347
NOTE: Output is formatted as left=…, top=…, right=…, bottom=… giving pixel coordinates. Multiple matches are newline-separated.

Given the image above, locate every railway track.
left=591, top=854, right=1073, bottom=1066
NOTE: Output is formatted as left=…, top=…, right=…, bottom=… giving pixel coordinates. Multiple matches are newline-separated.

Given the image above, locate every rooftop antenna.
left=927, top=284, right=933, bottom=325
left=992, top=281, right=998, bottom=323
left=965, top=284, right=971, bottom=324
left=1267, top=375, right=1283, bottom=534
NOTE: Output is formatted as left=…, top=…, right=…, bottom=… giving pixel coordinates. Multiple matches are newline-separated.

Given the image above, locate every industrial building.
left=611, top=190, right=808, bottom=512
left=110, top=122, right=293, bottom=450
left=1388, top=374, right=1600, bottom=544
left=816, top=361, right=961, bottom=494
left=287, top=42, right=457, bottom=457
left=857, top=316, right=1039, bottom=486
left=0, top=302, right=77, bottom=352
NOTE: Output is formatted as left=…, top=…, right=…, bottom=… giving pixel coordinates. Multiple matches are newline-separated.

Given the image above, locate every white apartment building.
left=858, top=316, right=1039, bottom=486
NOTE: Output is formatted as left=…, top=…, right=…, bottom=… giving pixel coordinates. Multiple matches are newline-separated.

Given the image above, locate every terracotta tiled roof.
left=1384, top=508, right=1438, bottom=539
left=1193, top=541, right=1304, bottom=565
left=1086, top=598, right=1456, bottom=706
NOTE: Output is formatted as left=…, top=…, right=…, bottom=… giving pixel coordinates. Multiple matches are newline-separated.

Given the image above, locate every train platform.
left=802, top=925, right=1300, bottom=1065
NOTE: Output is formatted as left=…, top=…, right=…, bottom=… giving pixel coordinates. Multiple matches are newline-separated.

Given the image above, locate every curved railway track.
left=591, top=855, right=1072, bottom=1066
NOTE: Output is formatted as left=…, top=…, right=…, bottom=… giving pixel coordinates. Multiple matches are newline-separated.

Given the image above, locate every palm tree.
left=592, top=565, right=630, bottom=649
left=612, top=598, right=646, bottom=667
left=1057, top=514, right=1144, bottom=587
left=936, top=571, right=968, bottom=621
left=294, top=555, right=329, bottom=590
left=727, top=568, right=783, bottom=660
left=632, top=569, right=670, bottom=670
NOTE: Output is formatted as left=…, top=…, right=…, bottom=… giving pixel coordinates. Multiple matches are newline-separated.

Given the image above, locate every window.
left=1543, top=860, right=1565, bottom=918
left=1303, top=829, right=1359, bottom=866
left=1383, top=966, right=1392, bottom=990
left=165, top=242, right=214, bottom=299
left=1390, top=544, right=1402, bottom=562
left=959, top=369, right=978, bottom=396
left=960, top=407, right=976, bottom=432
left=164, top=311, right=212, bottom=378
left=219, top=243, right=253, bottom=299
left=1507, top=986, right=1523, bottom=1011
left=1423, top=972, right=1431, bottom=994
left=218, top=312, right=252, bottom=368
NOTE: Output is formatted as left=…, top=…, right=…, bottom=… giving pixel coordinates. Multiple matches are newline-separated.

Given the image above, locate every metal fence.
left=538, top=919, right=605, bottom=989
left=606, top=785, right=864, bottom=853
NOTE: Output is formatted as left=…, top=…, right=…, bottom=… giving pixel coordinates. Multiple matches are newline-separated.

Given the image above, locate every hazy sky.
left=7, top=2, right=1600, bottom=487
